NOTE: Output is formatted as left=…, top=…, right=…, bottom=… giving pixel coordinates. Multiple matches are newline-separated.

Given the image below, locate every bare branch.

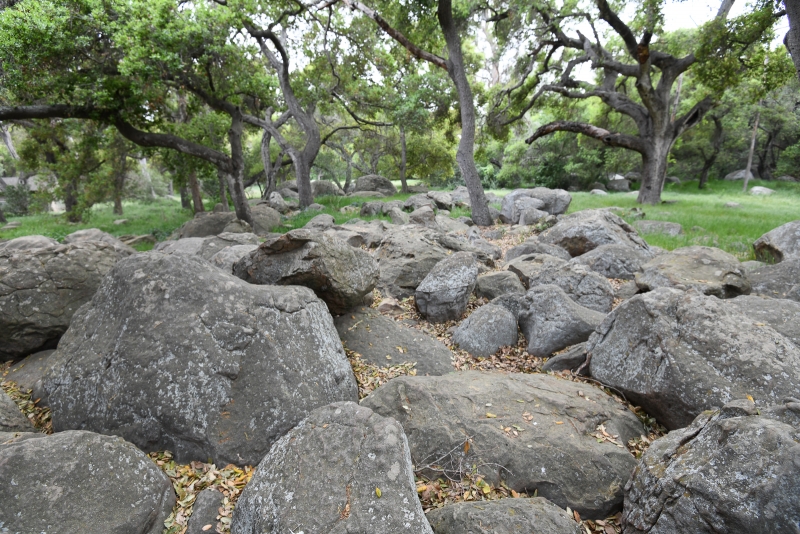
left=526, top=120, right=648, bottom=153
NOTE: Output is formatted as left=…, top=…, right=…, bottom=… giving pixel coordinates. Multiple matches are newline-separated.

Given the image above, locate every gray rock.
left=404, top=193, right=435, bottom=211
left=62, top=228, right=136, bottom=255
left=311, top=180, right=344, bottom=197
left=749, top=185, right=774, bottom=196
left=590, top=189, right=608, bottom=195
left=362, top=372, right=644, bottom=518
left=334, top=306, right=453, bottom=375
left=436, top=215, right=470, bottom=233
left=336, top=219, right=392, bottom=248
left=519, top=207, right=551, bottom=226
left=427, top=190, right=454, bottom=210
left=323, top=227, right=365, bottom=248
left=0, top=240, right=127, bottom=361
left=452, top=304, right=518, bottom=356
left=499, top=190, right=545, bottom=224
left=354, top=174, right=397, bottom=196
left=409, top=205, right=437, bottom=227
left=305, top=213, right=335, bottom=230
left=0, top=430, right=175, bottom=534
left=753, top=220, right=800, bottom=263
left=776, top=175, right=798, bottom=182
left=587, top=288, right=800, bottom=430
left=307, top=202, right=325, bottom=211
left=607, top=179, right=630, bottom=192
left=360, top=200, right=385, bottom=217
left=519, top=285, right=606, bottom=356
left=233, top=229, right=378, bottom=315
left=450, top=185, right=471, bottom=206
left=176, top=212, right=241, bottom=238
left=635, top=246, right=750, bottom=298
left=209, top=244, right=259, bottom=273
left=267, top=191, right=290, bottom=213
left=506, top=238, right=571, bottom=262
left=250, top=203, right=282, bottom=235
left=475, top=270, right=525, bottom=300
left=723, top=169, right=756, bottom=181
left=156, top=233, right=261, bottom=262
left=43, top=252, right=357, bottom=465
left=490, top=292, right=527, bottom=319
left=542, top=343, right=589, bottom=375
left=187, top=488, right=224, bottom=534
left=570, top=243, right=654, bottom=280
left=351, top=190, right=385, bottom=198
left=539, top=209, right=650, bottom=257
left=415, top=252, right=478, bottom=322
left=5, top=349, right=55, bottom=392
left=506, top=254, right=615, bottom=313
left=279, top=187, right=298, bottom=199
left=231, top=402, right=432, bottom=534
left=154, top=237, right=206, bottom=256
left=727, top=294, right=800, bottom=346
left=0, top=234, right=58, bottom=252
left=622, top=399, right=800, bottom=534
left=427, top=498, right=581, bottom=534
left=0, top=389, right=33, bottom=432
left=457, top=216, right=474, bottom=226
left=381, top=200, right=405, bottom=214
left=375, top=227, right=494, bottom=299
left=749, top=258, right=800, bottom=302
left=633, top=220, right=683, bottom=237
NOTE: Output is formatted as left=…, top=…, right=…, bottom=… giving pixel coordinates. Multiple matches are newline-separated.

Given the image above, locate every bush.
left=4, top=183, right=30, bottom=216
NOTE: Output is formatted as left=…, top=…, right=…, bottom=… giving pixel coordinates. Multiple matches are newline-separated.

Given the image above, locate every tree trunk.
left=757, top=129, right=775, bottom=181
left=743, top=108, right=760, bottom=193
left=637, top=137, right=672, bottom=204
left=64, top=177, right=81, bottom=222
left=699, top=116, right=723, bottom=189
left=227, top=108, right=254, bottom=226
left=112, top=155, right=127, bottom=215
left=180, top=186, right=191, bottom=209
left=785, top=0, right=800, bottom=82
left=399, top=125, right=408, bottom=193
left=294, top=157, right=313, bottom=207
left=188, top=171, right=204, bottom=214
left=0, top=122, right=19, bottom=160
left=217, top=169, right=230, bottom=211
left=437, top=0, right=492, bottom=226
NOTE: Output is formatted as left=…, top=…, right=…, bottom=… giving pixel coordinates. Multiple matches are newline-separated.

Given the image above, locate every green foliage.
left=3, top=183, right=30, bottom=216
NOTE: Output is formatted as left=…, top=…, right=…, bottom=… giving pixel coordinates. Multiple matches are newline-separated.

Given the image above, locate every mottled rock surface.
left=753, top=219, right=800, bottom=263
left=539, top=209, right=649, bottom=257
left=62, top=228, right=136, bottom=255
left=427, top=498, right=581, bottom=534
left=474, top=270, right=525, bottom=300
left=748, top=258, right=800, bottom=301
left=0, top=389, right=33, bottom=432
left=452, top=304, right=518, bottom=357
left=570, top=243, right=653, bottom=280
left=415, top=252, right=478, bottom=322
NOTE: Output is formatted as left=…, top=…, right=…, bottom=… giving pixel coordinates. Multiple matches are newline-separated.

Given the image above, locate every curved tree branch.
left=526, top=120, right=648, bottom=153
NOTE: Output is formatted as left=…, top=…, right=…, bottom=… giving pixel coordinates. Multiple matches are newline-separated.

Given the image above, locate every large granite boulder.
left=500, top=188, right=571, bottom=223
left=374, top=227, right=493, bottom=299
left=43, top=253, right=357, bottom=465
left=727, top=294, right=800, bottom=347
left=0, top=239, right=127, bottom=361
left=505, top=237, right=571, bottom=262
left=155, top=233, right=261, bottom=264
left=753, top=220, right=800, bottom=263
left=1, top=389, right=33, bottom=432
left=233, top=229, right=379, bottom=314
left=587, top=288, right=800, bottom=430
left=571, top=243, right=654, bottom=280
left=231, top=402, right=432, bottom=534
left=748, top=258, right=800, bottom=301
left=427, top=190, right=454, bottom=210
left=363, top=372, right=643, bottom=518
left=334, top=306, right=453, bottom=375
left=311, top=179, right=345, bottom=197
left=427, top=498, right=581, bottom=534
left=354, top=174, right=397, bottom=196
left=0, top=430, right=175, bottom=534
left=176, top=211, right=248, bottom=238
left=519, top=284, right=606, bottom=357
left=635, top=246, right=750, bottom=298
left=409, top=205, right=437, bottom=228
left=622, top=399, right=800, bottom=534
left=633, top=220, right=683, bottom=237
left=499, top=190, right=546, bottom=224
left=451, top=303, right=519, bottom=357
left=249, top=203, right=282, bottom=235
left=4, top=349, right=55, bottom=395
left=63, top=228, right=136, bottom=255
left=360, top=200, right=385, bottom=217
left=0, top=234, right=58, bottom=252
left=415, top=252, right=478, bottom=322
left=267, top=191, right=290, bottom=213
left=539, top=209, right=649, bottom=257
left=209, top=244, right=259, bottom=273
left=404, top=193, right=435, bottom=211
left=475, top=270, right=525, bottom=300
left=506, top=253, right=615, bottom=313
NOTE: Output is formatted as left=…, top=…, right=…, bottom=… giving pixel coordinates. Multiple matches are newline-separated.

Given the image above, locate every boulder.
left=587, top=288, right=800, bottom=430
left=505, top=238, right=571, bottom=262
left=338, top=219, right=392, bottom=248
left=415, top=251, right=478, bottom=322
left=749, top=258, right=800, bottom=301
left=360, top=200, right=384, bottom=217
left=427, top=498, right=581, bottom=534
left=0, top=234, right=58, bottom=252
left=4, top=349, right=55, bottom=394
left=267, top=191, right=289, bottom=213
left=727, top=294, right=800, bottom=346
left=177, top=212, right=241, bottom=238
left=233, top=229, right=378, bottom=315
left=282, top=179, right=299, bottom=191
left=404, top=193, right=435, bottom=211
left=776, top=174, right=798, bottom=182
left=0, top=430, right=175, bottom=534
left=409, top=205, right=437, bottom=227
left=305, top=213, right=336, bottom=230
left=452, top=303, right=518, bottom=356
left=542, top=343, right=589, bottom=375
left=664, top=175, right=681, bottom=184
left=362, top=372, right=644, bottom=518
left=500, top=191, right=546, bottom=224
left=724, top=169, right=756, bottom=181
left=354, top=174, right=397, bottom=196
left=450, top=185, right=471, bottom=206
left=753, top=220, right=800, bottom=263
left=0, top=240, right=127, bottom=361
left=635, top=246, right=750, bottom=298
left=427, top=190, right=454, bottom=210
left=187, top=488, right=224, bottom=534
left=249, top=203, right=282, bottom=235
left=278, top=187, right=298, bottom=199
left=633, top=220, right=683, bottom=237
left=323, top=227, right=365, bottom=248
left=539, top=209, right=650, bottom=257
left=334, top=306, right=453, bottom=375
left=749, top=185, right=774, bottom=195
left=231, top=402, right=432, bottom=534
left=351, top=190, right=385, bottom=198
left=43, top=253, right=357, bottom=465
left=519, top=284, right=606, bottom=357
left=375, top=227, right=494, bottom=299
left=62, top=228, right=136, bottom=255
left=527, top=187, right=572, bottom=215
left=570, top=243, right=654, bottom=280
left=311, top=180, right=344, bottom=197
left=1, top=389, right=33, bottom=432
left=475, top=270, right=525, bottom=300
left=209, top=244, right=259, bottom=273
left=387, top=206, right=409, bottom=225
left=490, top=292, right=527, bottom=320
left=606, top=179, right=630, bottom=192
left=435, top=215, right=470, bottom=233
left=155, top=233, right=261, bottom=261
left=519, top=207, right=550, bottom=226
left=590, top=189, right=608, bottom=195
left=381, top=200, right=405, bottom=214
left=622, top=399, right=800, bottom=534
left=408, top=184, right=429, bottom=193
left=506, top=254, right=615, bottom=313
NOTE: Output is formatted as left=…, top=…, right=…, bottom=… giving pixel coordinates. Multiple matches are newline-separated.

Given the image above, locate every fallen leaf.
left=375, top=487, right=382, bottom=498
left=202, top=525, right=213, bottom=531
left=486, top=412, right=497, bottom=418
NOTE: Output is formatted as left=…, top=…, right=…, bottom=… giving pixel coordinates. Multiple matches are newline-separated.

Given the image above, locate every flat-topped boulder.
left=452, top=303, right=518, bottom=357
left=570, top=243, right=653, bottom=280
left=427, top=498, right=581, bottom=534
left=354, top=174, right=397, bottom=196
left=539, top=209, right=649, bottom=257
left=362, top=371, right=644, bottom=518
left=175, top=211, right=251, bottom=238
left=43, top=252, right=357, bottom=465
left=62, top=228, right=136, bottom=254
left=500, top=188, right=572, bottom=224
left=748, top=258, right=800, bottom=301
left=311, top=179, right=345, bottom=197
left=415, top=252, right=477, bottom=322
left=233, top=229, right=378, bottom=314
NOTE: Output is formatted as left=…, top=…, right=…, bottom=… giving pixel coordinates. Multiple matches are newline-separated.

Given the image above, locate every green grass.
left=273, top=193, right=414, bottom=231
left=1, top=198, right=194, bottom=251
left=566, top=179, right=800, bottom=260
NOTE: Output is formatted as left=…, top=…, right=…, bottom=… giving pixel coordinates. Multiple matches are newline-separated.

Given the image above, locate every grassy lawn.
left=1, top=197, right=194, bottom=251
